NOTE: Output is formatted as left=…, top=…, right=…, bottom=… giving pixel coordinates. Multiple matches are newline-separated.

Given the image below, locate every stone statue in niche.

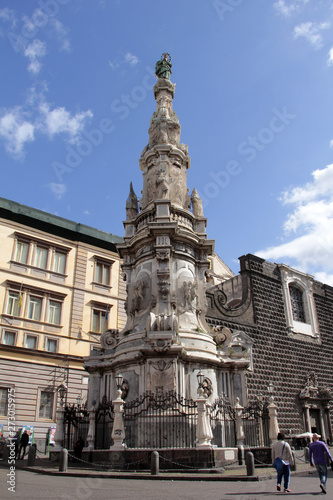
left=191, top=188, right=204, bottom=217
left=121, top=379, right=129, bottom=400
left=202, top=378, right=213, bottom=398
left=181, top=280, right=197, bottom=310
left=156, top=168, right=169, bottom=199
left=131, top=279, right=149, bottom=313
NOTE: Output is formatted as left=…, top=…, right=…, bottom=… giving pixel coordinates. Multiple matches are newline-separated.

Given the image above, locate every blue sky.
left=1, top=0, right=333, bottom=283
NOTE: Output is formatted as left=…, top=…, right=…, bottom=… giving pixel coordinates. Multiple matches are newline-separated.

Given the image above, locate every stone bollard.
left=245, top=451, right=255, bottom=477
left=151, top=451, right=159, bottom=476
left=237, top=446, right=243, bottom=465
left=59, top=448, right=68, bottom=472
left=290, top=450, right=296, bottom=471
left=304, top=446, right=309, bottom=463
left=27, top=444, right=37, bottom=466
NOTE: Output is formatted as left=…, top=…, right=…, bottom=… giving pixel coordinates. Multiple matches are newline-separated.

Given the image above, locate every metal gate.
left=124, top=390, right=197, bottom=449
left=210, top=396, right=237, bottom=448
left=95, top=396, right=114, bottom=449
left=63, top=403, right=89, bottom=450
left=242, top=401, right=270, bottom=447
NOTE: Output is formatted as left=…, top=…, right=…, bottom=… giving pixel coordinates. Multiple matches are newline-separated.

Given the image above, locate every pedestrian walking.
left=18, top=430, right=29, bottom=459
left=309, top=433, right=333, bottom=494
left=272, top=432, right=294, bottom=493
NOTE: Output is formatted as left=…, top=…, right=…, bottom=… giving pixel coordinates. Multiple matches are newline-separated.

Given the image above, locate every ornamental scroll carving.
left=100, top=329, right=118, bottom=349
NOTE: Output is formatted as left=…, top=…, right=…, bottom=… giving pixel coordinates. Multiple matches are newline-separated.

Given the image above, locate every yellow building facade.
left=0, top=197, right=125, bottom=450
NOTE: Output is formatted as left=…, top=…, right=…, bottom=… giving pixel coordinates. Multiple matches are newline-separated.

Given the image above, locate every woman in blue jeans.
left=272, top=432, right=294, bottom=493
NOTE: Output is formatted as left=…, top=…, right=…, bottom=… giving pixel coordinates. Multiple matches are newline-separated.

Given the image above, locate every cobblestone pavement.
left=2, top=467, right=333, bottom=499
left=0, top=464, right=333, bottom=500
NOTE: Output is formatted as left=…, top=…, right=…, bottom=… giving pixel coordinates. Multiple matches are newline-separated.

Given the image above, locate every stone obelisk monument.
left=85, top=54, right=250, bottom=405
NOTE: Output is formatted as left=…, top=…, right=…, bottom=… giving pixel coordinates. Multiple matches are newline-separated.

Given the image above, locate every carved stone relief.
left=100, top=329, right=118, bottom=349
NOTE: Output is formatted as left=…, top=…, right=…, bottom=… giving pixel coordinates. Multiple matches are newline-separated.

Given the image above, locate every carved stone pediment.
left=146, top=331, right=177, bottom=352
left=299, top=371, right=332, bottom=402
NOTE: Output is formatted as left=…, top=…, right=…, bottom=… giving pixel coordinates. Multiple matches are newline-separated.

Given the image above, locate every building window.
left=3, top=330, right=17, bottom=346
left=48, top=300, right=61, bottom=325
left=289, top=285, right=307, bottom=323
left=95, top=261, right=111, bottom=285
left=0, top=388, right=8, bottom=416
left=25, top=334, right=38, bottom=349
left=91, top=303, right=110, bottom=334
left=4, top=282, right=65, bottom=326
left=28, top=296, right=42, bottom=321
left=34, top=245, right=48, bottom=269
left=279, top=264, right=319, bottom=339
left=39, top=391, right=54, bottom=419
left=14, top=240, right=29, bottom=264
left=53, top=251, right=66, bottom=274
left=45, top=338, right=58, bottom=353
left=6, top=291, right=20, bottom=316
left=11, top=234, right=69, bottom=276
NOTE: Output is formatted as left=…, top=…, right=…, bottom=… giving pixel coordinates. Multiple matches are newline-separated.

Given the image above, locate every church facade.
left=206, top=253, right=333, bottom=442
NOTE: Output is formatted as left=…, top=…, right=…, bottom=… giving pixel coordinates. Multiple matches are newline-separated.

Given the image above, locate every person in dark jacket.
left=18, top=430, right=29, bottom=459
left=309, top=433, right=333, bottom=494
left=73, top=436, right=84, bottom=460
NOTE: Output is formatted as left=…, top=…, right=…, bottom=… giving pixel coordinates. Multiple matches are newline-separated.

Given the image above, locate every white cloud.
left=293, top=22, right=330, bottom=49
left=274, top=0, right=298, bottom=17
left=257, top=163, right=333, bottom=285
left=274, top=0, right=310, bottom=18
left=124, top=52, right=139, bottom=66
left=0, top=108, right=34, bottom=158
left=328, top=46, right=333, bottom=66
left=39, top=102, right=93, bottom=142
left=0, top=86, right=93, bottom=157
left=24, top=39, right=47, bottom=74
left=83, top=209, right=90, bottom=215
left=47, top=183, right=67, bottom=199
left=0, top=7, right=16, bottom=23
left=109, top=52, right=139, bottom=70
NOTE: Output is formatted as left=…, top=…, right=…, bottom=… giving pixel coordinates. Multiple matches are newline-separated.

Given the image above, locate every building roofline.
left=0, top=197, right=123, bottom=252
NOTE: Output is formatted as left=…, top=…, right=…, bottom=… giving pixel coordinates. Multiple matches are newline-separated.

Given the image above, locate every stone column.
left=195, top=389, right=213, bottom=448
left=235, top=397, right=245, bottom=446
left=235, top=397, right=245, bottom=463
left=324, top=406, right=333, bottom=444
left=85, top=406, right=96, bottom=451
left=303, top=406, right=311, bottom=433
left=268, top=397, right=279, bottom=444
left=319, top=408, right=327, bottom=442
left=110, top=389, right=126, bottom=450
left=53, top=407, right=65, bottom=451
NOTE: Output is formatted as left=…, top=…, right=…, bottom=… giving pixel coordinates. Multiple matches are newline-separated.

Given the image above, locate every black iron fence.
left=63, top=403, right=89, bottom=450
left=210, top=396, right=237, bottom=448
left=63, top=393, right=271, bottom=450
left=123, top=390, right=197, bottom=449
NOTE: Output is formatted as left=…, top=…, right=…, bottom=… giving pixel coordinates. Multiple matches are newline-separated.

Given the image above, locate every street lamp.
left=76, top=395, right=82, bottom=407
left=58, top=383, right=67, bottom=407
left=268, top=382, right=274, bottom=402
left=115, top=373, right=123, bottom=399
left=197, top=370, right=205, bottom=397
